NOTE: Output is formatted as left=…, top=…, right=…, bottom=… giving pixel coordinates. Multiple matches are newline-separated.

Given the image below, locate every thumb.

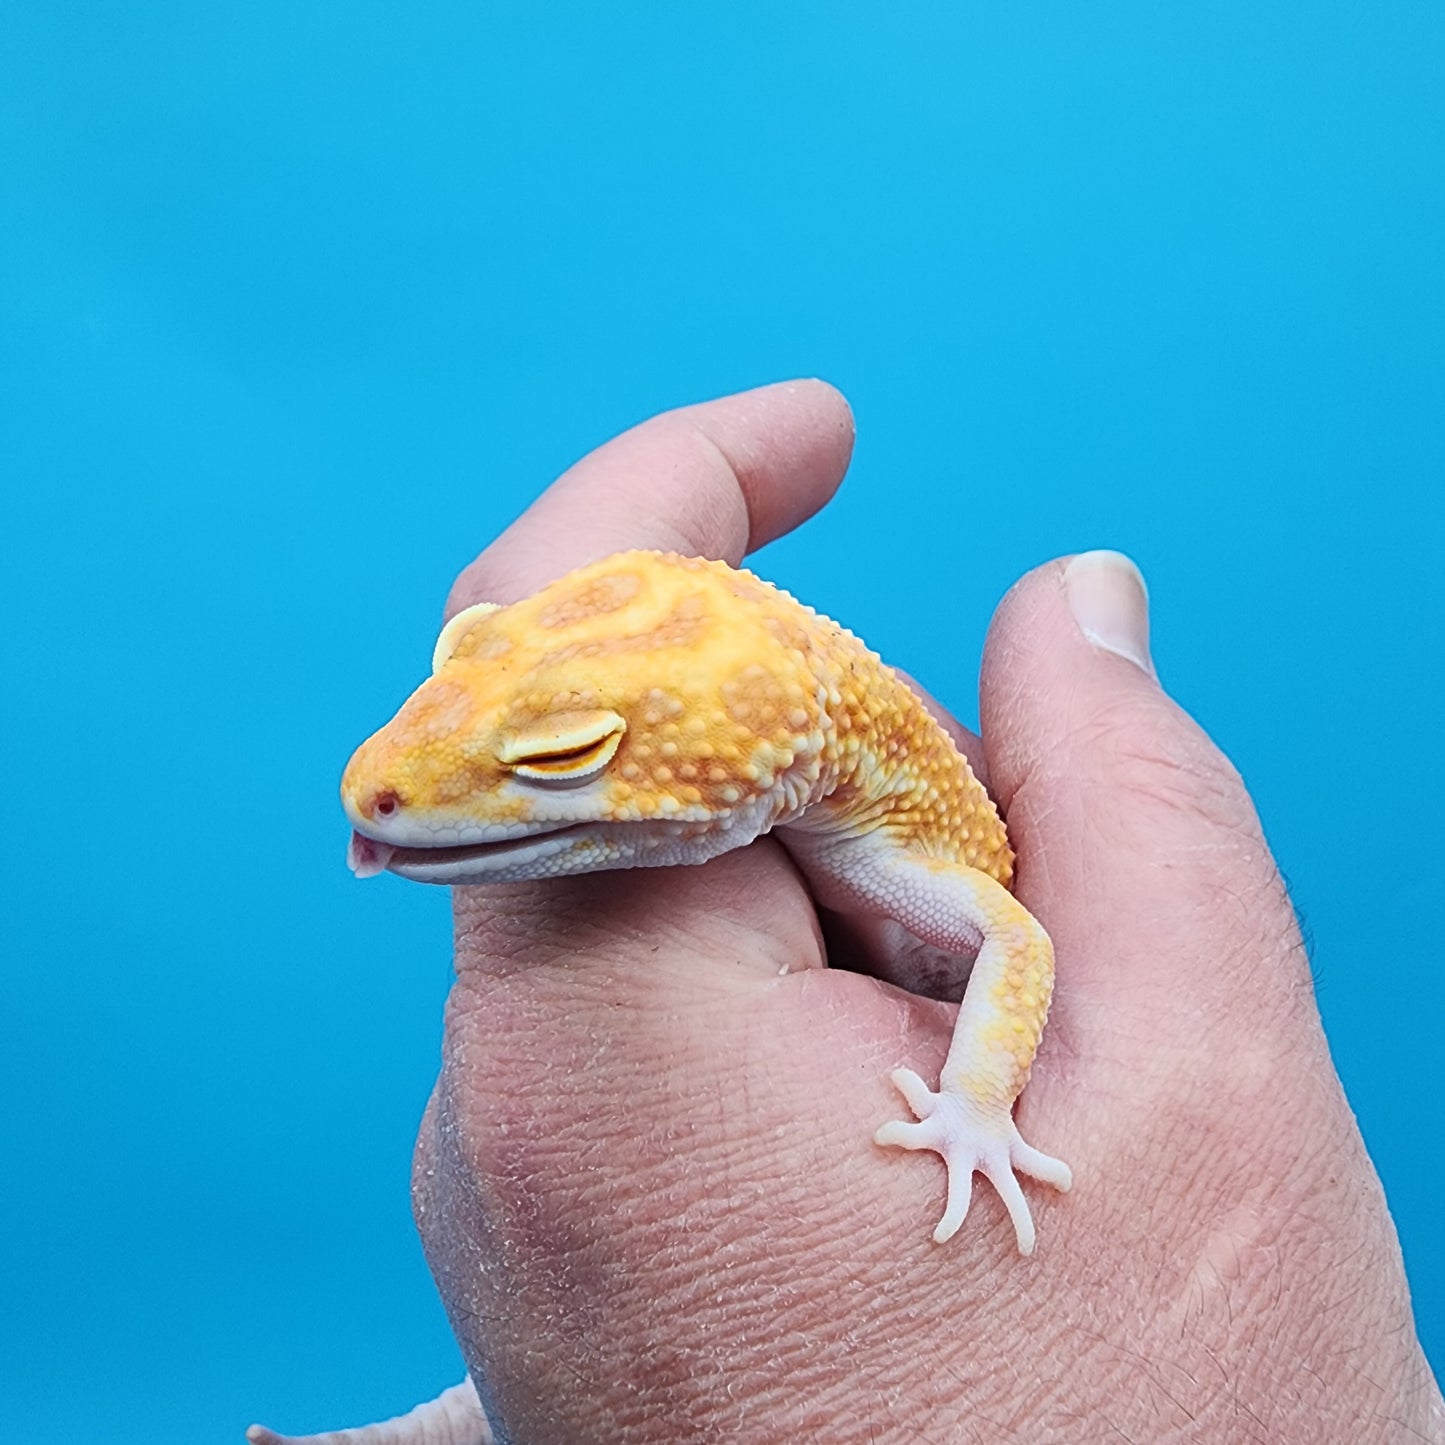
left=980, top=551, right=1315, bottom=1059
left=973, top=555, right=1435, bottom=1442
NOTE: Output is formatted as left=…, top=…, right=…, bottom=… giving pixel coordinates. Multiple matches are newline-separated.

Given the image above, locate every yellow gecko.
left=251, top=549, right=1070, bottom=1445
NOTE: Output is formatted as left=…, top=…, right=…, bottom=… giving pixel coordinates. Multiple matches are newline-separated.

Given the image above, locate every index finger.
left=446, top=379, right=855, bottom=615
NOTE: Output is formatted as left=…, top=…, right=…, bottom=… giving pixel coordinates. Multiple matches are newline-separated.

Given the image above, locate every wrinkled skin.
left=408, top=381, right=1441, bottom=1443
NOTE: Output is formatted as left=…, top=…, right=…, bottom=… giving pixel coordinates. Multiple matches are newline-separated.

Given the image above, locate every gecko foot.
left=875, top=1067, right=1072, bottom=1254
left=246, top=1377, right=491, bottom=1445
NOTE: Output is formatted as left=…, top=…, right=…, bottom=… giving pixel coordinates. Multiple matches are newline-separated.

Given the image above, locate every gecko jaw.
left=346, top=822, right=594, bottom=883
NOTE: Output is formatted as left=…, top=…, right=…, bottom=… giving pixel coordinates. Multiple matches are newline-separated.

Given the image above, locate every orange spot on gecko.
left=536, top=569, right=643, bottom=628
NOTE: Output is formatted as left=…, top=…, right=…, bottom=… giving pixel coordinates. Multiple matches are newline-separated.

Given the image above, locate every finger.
left=979, top=551, right=1309, bottom=1019
left=447, top=379, right=855, bottom=614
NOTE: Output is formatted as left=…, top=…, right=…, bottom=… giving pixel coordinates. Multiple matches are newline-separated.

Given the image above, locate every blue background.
left=3, top=4, right=1441, bottom=1438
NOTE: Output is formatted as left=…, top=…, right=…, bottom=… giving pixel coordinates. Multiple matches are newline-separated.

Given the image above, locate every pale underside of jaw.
left=346, top=822, right=594, bottom=883
left=345, top=796, right=771, bottom=885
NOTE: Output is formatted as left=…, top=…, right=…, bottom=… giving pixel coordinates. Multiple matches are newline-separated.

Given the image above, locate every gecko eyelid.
left=502, top=711, right=627, bottom=784
left=508, top=732, right=624, bottom=784
left=521, top=741, right=606, bottom=765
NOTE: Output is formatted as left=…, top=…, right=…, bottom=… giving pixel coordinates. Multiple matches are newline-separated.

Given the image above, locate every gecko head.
left=340, top=551, right=826, bottom=884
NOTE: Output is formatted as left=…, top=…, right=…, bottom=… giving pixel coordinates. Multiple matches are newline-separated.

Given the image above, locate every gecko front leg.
left=786, top=836, right=1072, bottom=1253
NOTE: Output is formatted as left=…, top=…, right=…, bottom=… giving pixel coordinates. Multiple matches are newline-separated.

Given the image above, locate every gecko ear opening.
left=500, top=710, right=627, bottom=784
left=432, top=602, right=503, bottom=672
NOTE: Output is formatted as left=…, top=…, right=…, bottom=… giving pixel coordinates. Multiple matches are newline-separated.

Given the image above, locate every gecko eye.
left=500, top=710, right=627, bottom=785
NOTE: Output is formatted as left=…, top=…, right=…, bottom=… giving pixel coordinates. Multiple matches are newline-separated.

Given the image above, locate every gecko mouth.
left=347, top=822, right=594, bottom=883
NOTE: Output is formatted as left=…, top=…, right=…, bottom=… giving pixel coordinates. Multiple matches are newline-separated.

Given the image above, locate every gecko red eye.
left=373, top=791, right=400, bottom=818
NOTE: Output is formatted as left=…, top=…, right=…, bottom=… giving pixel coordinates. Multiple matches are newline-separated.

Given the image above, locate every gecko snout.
left=339, top=739, right=407, bottom=827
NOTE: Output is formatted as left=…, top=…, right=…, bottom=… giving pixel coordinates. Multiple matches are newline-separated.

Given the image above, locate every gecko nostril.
left=374, top=790, right=401, bottom=818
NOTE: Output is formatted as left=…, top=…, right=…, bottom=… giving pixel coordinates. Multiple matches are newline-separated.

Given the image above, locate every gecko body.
left=252, top=550, right=1070, bottom=1445
left=342, top=548, right=1070, bottom=1239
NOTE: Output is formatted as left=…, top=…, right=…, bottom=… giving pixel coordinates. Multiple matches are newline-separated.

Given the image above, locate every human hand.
left=412, top=381, right=1442, bottom=1443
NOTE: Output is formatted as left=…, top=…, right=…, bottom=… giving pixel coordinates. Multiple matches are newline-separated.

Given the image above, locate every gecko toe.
left=1012, top=1135, right=1073, bottom=1192
left=874, top=1117, right=935, bottom=1150
left=932, top=1153, right=976, bottom=1243
left=887, top=1066, right=936, bottom=1118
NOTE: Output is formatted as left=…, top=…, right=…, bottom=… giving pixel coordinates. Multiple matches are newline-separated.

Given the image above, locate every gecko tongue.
left=347, top=830, right=396, bottom=879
